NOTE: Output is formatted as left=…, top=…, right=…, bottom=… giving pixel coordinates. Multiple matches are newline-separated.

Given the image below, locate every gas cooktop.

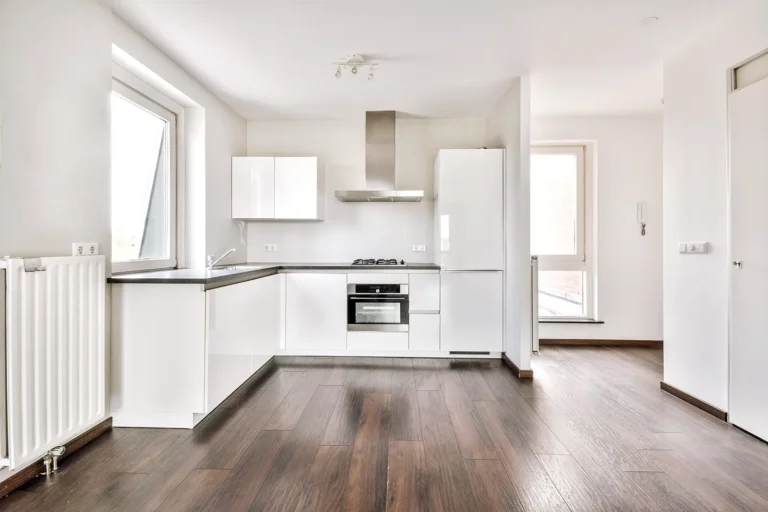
left=351, top=258, right=406, bottom=266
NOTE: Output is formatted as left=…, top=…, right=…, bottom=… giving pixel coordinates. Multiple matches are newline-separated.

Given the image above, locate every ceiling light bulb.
left=335, top=66, right=341, bottom=78
left=368, top=71, right=374, bottom=81
left=351, top=66, right=358, bottom=75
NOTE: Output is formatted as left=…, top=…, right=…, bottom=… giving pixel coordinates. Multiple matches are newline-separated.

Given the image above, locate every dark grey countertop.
left=107, top=262, right=441, bottom=289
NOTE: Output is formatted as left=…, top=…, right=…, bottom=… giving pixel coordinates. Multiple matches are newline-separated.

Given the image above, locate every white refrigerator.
left=434, top=149, right=504, bottom=352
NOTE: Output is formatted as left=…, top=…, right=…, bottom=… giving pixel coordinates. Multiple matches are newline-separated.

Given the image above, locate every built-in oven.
left=347, top=284, right=409, bottom=332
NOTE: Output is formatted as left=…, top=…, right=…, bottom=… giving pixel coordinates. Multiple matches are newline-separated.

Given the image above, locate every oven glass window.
left=354, top=301, right=401, bottom=324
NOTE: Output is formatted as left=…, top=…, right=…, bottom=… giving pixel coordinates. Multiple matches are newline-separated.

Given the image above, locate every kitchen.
left=108, top=112, right=510, bottom=428
left=3, top=0, right=768, bottom=509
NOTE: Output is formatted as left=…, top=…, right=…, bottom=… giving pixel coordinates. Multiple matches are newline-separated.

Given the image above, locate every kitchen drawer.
left=347, top=331, right=409, bottom=351
left=409, top=273, right=440, bottom=311
left=409, top=314, right=440, bottom=351
left=347, top=273, right=409, bottom=285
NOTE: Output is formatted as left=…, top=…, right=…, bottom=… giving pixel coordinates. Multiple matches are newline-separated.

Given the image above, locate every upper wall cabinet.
left=232, top=156, right=323, bottom=220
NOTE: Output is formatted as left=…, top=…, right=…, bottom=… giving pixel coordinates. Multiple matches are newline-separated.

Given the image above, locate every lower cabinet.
left=285, top=273, right=347, bottom=350
left=440, top=271, right=503, bottom=352
left=347, top=331, right=409, bottom=351
left=409, top=314, right=440, bottom=351
left=206, top=275, right=280, bottom=412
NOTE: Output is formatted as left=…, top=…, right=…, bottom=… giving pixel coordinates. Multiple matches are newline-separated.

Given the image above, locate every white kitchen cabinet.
left=286, top=273, right=347, bottom=350
left=232, top=157, right=275, bottom=219
left=409, top=273, right=440, bottom=311
left=347, top=332, right=409, bottom=351
left=206, top=275, right=281, bottom=411
left=434, top=149, right=504, bottom=270
left=111, top=276, right=281, bottom=428
left=232, top=156, right=322, bottom=220
left=440, top=271, right=503, bottom=352
left=409, top=314, right=440, bottom=351
left=275, top=157, right=322, bottom=219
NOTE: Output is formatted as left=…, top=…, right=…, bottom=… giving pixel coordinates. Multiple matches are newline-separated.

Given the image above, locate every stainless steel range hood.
left=335, top=111, right=425, bottom=202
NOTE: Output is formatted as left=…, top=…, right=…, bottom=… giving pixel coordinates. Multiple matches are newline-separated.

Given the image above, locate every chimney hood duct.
left=335, top=111, right=425, bottom=202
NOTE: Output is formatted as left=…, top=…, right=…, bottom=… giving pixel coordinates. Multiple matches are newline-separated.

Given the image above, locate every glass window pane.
left=111, top=93, right=170, bottom=263
left=538, top=271, right=585, bottom=317
left=531, top=153, right=578, bottom=256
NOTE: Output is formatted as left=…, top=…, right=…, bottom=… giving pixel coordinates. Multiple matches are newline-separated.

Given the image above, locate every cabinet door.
left=409, top=274, right=440, bottom=311
left=232, top=157, right=275, bottom=219
left=274, top=157, right=318, bottom=219
left=435, top=150, right=504, bottom=270
left=206, top=276, right=280, bottom=411
left=440, top=271, right=502, bottom=352
left=409, top=314, right=440, bottom=351
left=286, top=273, right=347, bottom=350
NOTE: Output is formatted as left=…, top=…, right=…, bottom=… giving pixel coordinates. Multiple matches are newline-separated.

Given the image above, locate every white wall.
left=0, top=2, right=246, bottom=269
left=111, top=17, right=247, bottom=267
left=245, top=117, right=488, bottom=263
left=0, top=0, right=112, bottom=261
left=486, top=77, right=532, bottom=371
left=532, top=115, right=663, bottom=341
left=663, top=3, right=768, bottom=411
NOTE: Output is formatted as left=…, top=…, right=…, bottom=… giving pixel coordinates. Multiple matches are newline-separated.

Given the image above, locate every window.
left=531, top=145, right=593, bottom=318
left=111, top=79, right=177, bottom=273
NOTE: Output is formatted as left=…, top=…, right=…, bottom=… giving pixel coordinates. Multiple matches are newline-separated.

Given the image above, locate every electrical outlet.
left=412, top=244, right=427, bottom=252
left=73, top=243, right=100, bottom=256
left=264, top=244, right=278, bottom=252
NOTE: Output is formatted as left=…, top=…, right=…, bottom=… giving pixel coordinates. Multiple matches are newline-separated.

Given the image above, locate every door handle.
left=733, top=261, right=743, bottom=268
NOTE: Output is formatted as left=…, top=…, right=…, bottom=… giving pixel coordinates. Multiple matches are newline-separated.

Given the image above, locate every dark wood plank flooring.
left=4, top=348, right=768, bottom=511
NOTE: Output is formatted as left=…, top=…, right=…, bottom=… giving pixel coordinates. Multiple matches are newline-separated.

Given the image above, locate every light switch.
left=679, top=241, right=708, bottom=254
left=689, top=242, right=708, bottom=254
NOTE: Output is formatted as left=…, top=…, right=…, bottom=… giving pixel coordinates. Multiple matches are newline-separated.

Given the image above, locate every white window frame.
left=531, top=144, right=595, bottom=320
left=111, top=75, right=181, bottom=274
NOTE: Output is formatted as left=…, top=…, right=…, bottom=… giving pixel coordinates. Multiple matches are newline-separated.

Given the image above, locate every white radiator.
left=4, top=256, right=106, bottom=470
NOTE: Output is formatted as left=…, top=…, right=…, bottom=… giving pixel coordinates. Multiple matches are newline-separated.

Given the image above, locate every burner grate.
left=351, top=258, right=404, bottom=266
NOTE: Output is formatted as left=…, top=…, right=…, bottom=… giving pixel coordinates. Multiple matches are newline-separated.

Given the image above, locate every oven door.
left=347, top=294, right=409, bottom=332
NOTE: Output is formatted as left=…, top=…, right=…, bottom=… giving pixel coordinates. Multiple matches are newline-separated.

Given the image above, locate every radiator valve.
left=51, top=446, right=65, bottom=472
left=42, top=453, right=53, bottom=476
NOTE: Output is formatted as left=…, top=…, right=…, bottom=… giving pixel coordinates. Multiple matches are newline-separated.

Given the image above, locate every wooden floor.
left=3, top=348, right=768, bottom=511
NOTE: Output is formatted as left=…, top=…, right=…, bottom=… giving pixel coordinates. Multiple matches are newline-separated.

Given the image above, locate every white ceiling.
left=104, top=0, right=756, bottom=119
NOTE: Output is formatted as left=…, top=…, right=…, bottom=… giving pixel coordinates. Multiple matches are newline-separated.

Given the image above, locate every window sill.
left=539, top=318, right=604, bottom=324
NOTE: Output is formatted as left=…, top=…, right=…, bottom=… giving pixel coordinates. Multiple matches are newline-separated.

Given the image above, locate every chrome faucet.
left=207, top=248, right=237, bottom=269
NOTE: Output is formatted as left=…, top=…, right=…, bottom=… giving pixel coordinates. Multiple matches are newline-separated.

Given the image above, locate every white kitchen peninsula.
left=108, top=262, right=472, bottom=429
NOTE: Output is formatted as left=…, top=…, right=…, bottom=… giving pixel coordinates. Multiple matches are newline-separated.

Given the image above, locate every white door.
left=440, top=271, right=502, bottom=352
left=730, top=75, right=768, bottom=441
left=232, top=157, right=275, bottom=219
left=436, top=149, right=504, bottom=270
left=285, top=273, right=347, bottom=351
left=275, top=157, right=318, bottom=219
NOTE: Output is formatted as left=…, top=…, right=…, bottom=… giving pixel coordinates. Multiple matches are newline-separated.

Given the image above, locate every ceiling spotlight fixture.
left=332, top=54, right=379, bottom=80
